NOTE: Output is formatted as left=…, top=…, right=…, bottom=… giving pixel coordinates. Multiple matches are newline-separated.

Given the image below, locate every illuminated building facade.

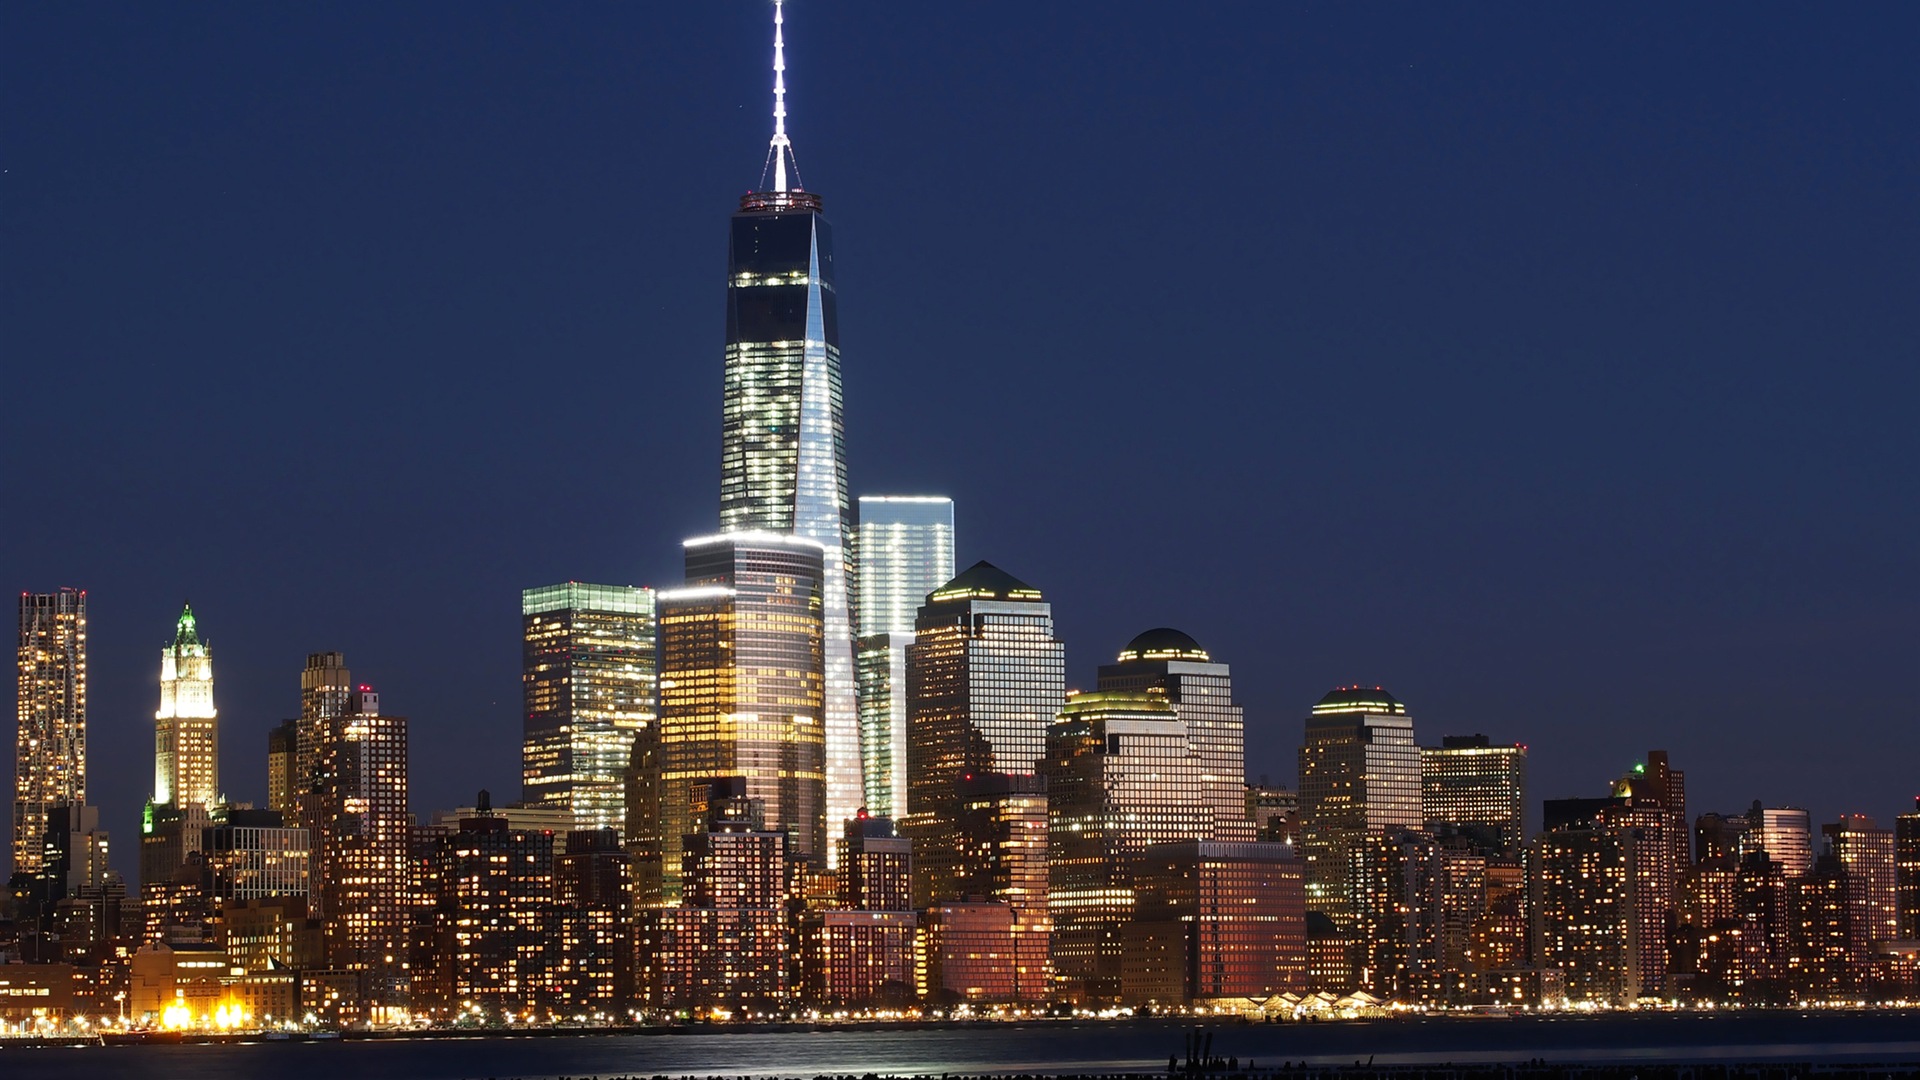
left=949, top=773, right=1052, bottom=992
left=416, top=801, right=556, bottom=1013
left=1348, top=829, right=1442, bottom=999
left=153, top=605, right=218, bottom=812
left=916, top=900, right=1047, bottom=1003
left=903, top=561, right=1065, bottom=906
left=521, top=582, right=657, bottom=831
left=293, top=652, right=353, bottom=838
left=1042, top=689, right=1211, bottom=1000
left=1822, top=814, right=1899, bottom=950
left=1899, top=797, right=1920, bottom=940
left=551, top=828, right=634, bottom=1012
left=1096, top=628, right=1250, bottom=839
left=1131, top=839, right=1308, bottom=1003
left=854, top=495, right=955, bottom=819
left=1531, top=824, right=1640, bottom=1004
left=1758, top=807, right=1815, bottom=878
left=1788, top=853, right=1856, bottom=998
left=635, top=533, right=825, bottom=904
left=717, top=6, right=860, bottom=851
left=202, top=809, right=309, bottom=903
left=1420, top=735, right=1528, bottom=856
left=266, top=720, right=298, bottom=821
left=1297, top=687, right=1420, bottom=926
left=218, top=894, right=324, bottom=973
left=15, top=589, right=87, bottom=875
left=315, top=685, right=410, bottom=1006
left=838, top=813, right=912, bottom=912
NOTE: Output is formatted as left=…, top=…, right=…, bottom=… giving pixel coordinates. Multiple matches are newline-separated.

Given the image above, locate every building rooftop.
left=1115, top=627, right=1210, bottom=663
left=1311, top=685, right=1406, bottom=715
left=928, top=560, right=1043, bottom=604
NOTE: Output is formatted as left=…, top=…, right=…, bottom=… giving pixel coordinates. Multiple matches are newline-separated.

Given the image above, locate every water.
left=2, top=1012, right=1918, bottom=1080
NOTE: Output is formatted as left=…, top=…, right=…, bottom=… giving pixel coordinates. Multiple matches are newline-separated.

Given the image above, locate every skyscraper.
left=718, top=0, right=859, bottom=848
left=294, top=651, right=353, bottom=835
left=1822, top=814, right=1899, bottom=949
left=1095, top=628, right=1249, bottom=839
left=1898, top=797, right=1920, bottom=941
left=901, top=561, right=1065, bottom=906
left=153, top=604, right=218, bottom=812
left=521, top=582, right=657, bottom=831
left=315, top=684, right=410, bottom=1007
left=15, top=589, right=87, bottom=876
left=1758, top=807, right=1815, bottom=878
left=1531, top=823, right=1641, bottom=1004
left=635, top=533, right=826, bottom=903
left=1420, top=735, right=1528, bottom=857
left=854, top=496, right=955, bottom=819
left=1297, top=686, right=1421, bottom=926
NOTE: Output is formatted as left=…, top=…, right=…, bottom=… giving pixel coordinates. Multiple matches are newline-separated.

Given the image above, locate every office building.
left=854, top=495, right=955, bottom=819
left=1096, top=628, right=1250, bottom=839
left=1758, top=807, right=1815, bottom=878
left=1043, top=688, right=1212, bottom=1000
left=1130, top=839, right=1308, bottom=1004
left=1823, top=814, right=1899, bottom=949
left=153, top=604, right=219, bottom=812
left=902, top=561, right=1065, bottom=906
left=1898, top=797, right=1920, bottom=941
left=1421, top=735, right=1528, bottom=856
left=521, top=582, right=657, bottom=831
left=1297, top=686, right=1420, bottom=926
left=294, top=651, right=353, bottom=836
left=314, top=684, right=410, bottom=1008
left=15, top=589, right=87, bottom=876
left=717, top=1, right=860, bottom=850
left=634, top=533, right=825, bottom=903
left=201, top=809, right=309, bottom=904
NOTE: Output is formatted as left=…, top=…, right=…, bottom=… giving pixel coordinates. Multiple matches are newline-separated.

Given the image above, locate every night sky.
left=4, top=3, right=1916, bottom=879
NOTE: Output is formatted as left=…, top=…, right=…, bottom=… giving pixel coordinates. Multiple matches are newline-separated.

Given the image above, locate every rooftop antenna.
left=761, top=0, right=803, bottom=193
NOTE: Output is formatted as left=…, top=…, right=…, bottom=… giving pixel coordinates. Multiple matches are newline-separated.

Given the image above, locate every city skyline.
left=4, top=2, right=1916, bottom=880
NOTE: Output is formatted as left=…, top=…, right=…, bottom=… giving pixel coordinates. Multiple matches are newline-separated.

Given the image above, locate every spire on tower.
left=762, top=0, right=803, bottom=194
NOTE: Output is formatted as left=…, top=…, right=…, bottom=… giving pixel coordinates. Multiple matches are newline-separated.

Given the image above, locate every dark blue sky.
left=4, top=2, right=1916, bottom=877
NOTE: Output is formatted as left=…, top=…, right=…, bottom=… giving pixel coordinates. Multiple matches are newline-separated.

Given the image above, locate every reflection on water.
left=2, top=1014, right=1918, bottom=1080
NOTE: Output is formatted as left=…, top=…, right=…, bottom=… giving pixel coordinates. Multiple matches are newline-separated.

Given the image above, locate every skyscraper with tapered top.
left=718, top=0, right=860, bottom=855
left=154, top=604, right=218, bottom=812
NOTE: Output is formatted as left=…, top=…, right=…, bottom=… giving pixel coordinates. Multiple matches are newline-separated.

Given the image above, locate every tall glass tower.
left=719, top=0, right=860, bottom=848
left=521, top=582, right=657, bottom=831
left=854, top=496, right=955, bottom=819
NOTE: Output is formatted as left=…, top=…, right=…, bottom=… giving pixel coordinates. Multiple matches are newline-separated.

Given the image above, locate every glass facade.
left=1758, top=806, right=1815, bottom=878
left=1420, top=735, right=1528, bottom=857
left=1132, top=840, right=1309, bottom=1003
left=638, top=534, right=826, bottom=904
left=854, top=496, right=955, bottom=820
left=1096, top=628, right=1248, bottom=840
left=154, top=604, right=218, bottom=812
left=719, top=193, right=861, bottom=854
left=15, top=589, right=87, bottom=876
left=901, top=562, right=1065, bottom=907
left=1297, top=687, right=1421, bottom=927
left=521, top=582, right=657, bottom=832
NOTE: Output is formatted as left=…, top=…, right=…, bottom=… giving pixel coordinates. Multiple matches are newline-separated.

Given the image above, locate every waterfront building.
left=15, top=589, right=87, bottom=875
left=838, top=813, right=912, bottom=912
left=634, top=533, right=825, bottom=904
left=153, top=605, right=219, bottom=812
left=1788, top=853, right=1857, bottom=998
left=636, top=780, right=792, bottom=1008
left=1348, top=829, right=1442, bottom=1000
left=1822, top=814, right=1899, bottom=949
left=1898, top=797, right=1920, bottom=940
left=218, top=894, right=324, bottom=973
left=854, top=496, right=955, bottom=820
left=415, top=797, right=557, bottom=1014
left=552, top=828, right=635, bottom=1012
left=139, top=801, right=211, bottom=944
left=1042, top=688, right=1212, bottom=1001
left=1434, top=842, right=1489, bottom=973
left=717, top=0, right=860, bottom=850
left=915, top=900, right=1048, bottom=1003
left=951, top=772, right=1052, bottom=984
left=1297, top=686, right=1420, bottom=926
left=1420, top=735, right=1528, bottom=856
left=521, top=582, right=657, bottom=832
left=1096, top=628, right=1250, bottom=839
left=314, top=684, right=410, bottom=1008
left=1757, top=806, right=1815, bottom=878
left=902, top=561, right=1065, bottom=906
left=1532, top=824, right=1640, bottom=1004
left=1130, top=839, right=1308, bottom=1004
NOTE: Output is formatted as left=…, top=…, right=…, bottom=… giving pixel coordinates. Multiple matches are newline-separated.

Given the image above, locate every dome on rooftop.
left=1312, top=685, right=1406, bottom=715
left=1116, top=627, right=1209, bottom=663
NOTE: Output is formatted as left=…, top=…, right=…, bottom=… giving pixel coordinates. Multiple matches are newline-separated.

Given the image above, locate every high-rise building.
left=294, top=651, right=353, bottom=836
left=1822, top=814, right=1899, bottom=950
left=1757, top=807, right=1815, bottom=879
left=837, top=813, right=912, bottom=913
left=1532, top=823, right=1641, bottom=1004
left=315, top=684, right=410, bottom=1008
left=15, top=589, right=87, bottom=876
left=1788, top=853, right=1856, bottom=998
left=551, top=828, right=635, bottom=1013
left=201, top=810, right=310, bottom=905
left=1297, top=686, right=1420, bottom=926
left=1898, top=797, right=1920, bottom=941
left=415, top=798, right=556, bottom=1014
left=153, top=604, right=218, bottom=812
left=854, top=496, right=955, bottom=820
left=521, top=582, right=657, bottom=831
left=1131, top=839, right=1309, bottom=1004
left=1420, top=735, right=1528, bottom=856
left=717, top=0, right=860, bottom=851
left=634, top=533, right=825, bottom=903
left=265, top=720, right=298, bottom=822
left=1042, top=688, right=1212, bottom=1001
left=902, top=561, right=1065, bottom=906
left=1096, top=628, right=1249, bottom=839
left=1349, top=829, right=1442, bottom=1000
